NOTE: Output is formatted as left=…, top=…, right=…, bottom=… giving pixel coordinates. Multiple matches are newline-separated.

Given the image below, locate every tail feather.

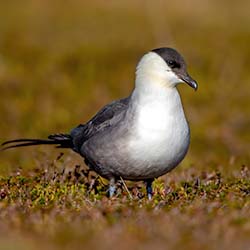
left=1, top=133, right=73, bottom=151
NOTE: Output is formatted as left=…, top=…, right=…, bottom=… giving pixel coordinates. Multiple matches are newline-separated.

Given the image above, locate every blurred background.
left=0, top=0, right=250, bottom=173
left=0, top=2, right=250, bottom=250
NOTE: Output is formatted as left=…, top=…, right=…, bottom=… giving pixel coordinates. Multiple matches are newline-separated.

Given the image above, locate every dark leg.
left=109, top=177, right=116, bottom=198
left=145, top=179, right=154, bottom=200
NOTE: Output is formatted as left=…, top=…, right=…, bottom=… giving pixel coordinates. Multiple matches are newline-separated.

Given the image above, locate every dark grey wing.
left=70, top=96, right=130, bottom=152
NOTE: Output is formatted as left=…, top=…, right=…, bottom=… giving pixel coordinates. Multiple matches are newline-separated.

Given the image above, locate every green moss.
left=0, top=1, right=250, bottom=249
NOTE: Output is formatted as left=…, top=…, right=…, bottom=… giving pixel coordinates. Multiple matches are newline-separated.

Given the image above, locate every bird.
left=1, top=47, right=198, bottom=199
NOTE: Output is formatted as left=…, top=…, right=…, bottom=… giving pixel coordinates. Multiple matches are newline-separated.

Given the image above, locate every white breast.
left=126, top=87, right=190, bottom=177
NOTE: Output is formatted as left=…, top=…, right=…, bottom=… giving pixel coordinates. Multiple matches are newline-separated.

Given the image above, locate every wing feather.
left=70, top=97, right=130, bottom=152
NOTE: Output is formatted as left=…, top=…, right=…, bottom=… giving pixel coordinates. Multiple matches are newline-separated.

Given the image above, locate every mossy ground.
left=0, top=163, right=249, bottom=250
left=0, top=1, right=250, bottom=249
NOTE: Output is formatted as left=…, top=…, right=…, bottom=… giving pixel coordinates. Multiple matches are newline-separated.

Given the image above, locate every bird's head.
left=135, top=47, right=198, bottom=91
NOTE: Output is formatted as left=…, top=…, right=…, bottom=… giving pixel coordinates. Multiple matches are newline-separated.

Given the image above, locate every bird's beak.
left=181, top=74, right=198, bottom=91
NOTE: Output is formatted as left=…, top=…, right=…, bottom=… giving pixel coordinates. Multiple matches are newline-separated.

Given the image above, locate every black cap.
left=152, top=47, right=198, bottom=90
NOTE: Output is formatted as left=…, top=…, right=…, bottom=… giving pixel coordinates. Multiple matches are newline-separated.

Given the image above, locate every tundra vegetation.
left=0, top=1, right=249, bottom=249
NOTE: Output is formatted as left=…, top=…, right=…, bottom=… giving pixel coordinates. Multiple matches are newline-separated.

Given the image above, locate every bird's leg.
left=145, top=179, right=154, bottom=200
left=109, top=177, right=116, bottom=198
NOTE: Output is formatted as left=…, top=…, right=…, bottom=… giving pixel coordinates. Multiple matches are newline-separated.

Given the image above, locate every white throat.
left=131, top=52, right=184, bottom=125
left=131, top=85, right=184, bottom=133
left=125, top=55, right=190, bottom=175
left=135, top=52, right=181, bottom=91
left=131, top=51, right=187, bottom=127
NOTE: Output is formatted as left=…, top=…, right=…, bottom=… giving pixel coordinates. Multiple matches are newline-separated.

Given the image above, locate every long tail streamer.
left=1, top=134, right=73, bottom=151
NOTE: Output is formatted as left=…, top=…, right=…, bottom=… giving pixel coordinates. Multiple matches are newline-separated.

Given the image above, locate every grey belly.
left=81, top=129, right=190, bottom=180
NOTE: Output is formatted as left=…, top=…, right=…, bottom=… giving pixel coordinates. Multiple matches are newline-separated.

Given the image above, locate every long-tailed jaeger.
left=2, top=47, right=198, bottom=199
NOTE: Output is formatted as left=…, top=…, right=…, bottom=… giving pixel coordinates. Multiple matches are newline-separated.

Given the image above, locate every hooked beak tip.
left=193, top=81, right=198, bottom=91
left=181, top=75, right=198, bottom=91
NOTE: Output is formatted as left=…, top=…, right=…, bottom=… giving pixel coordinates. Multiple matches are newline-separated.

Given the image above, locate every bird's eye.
left=167, top=60, right=180, bottom=69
